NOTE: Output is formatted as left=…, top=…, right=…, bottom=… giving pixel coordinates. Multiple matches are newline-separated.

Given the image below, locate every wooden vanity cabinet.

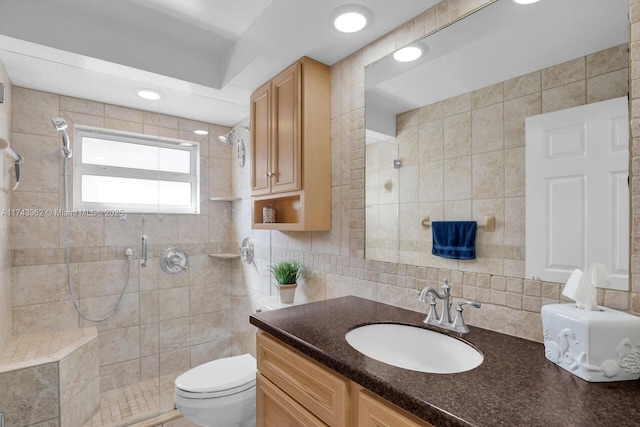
left=256, top=331, right=434, bottom=427
left=249, top=57, right=330, bottom=231
left=353, top=385, right=433, bottom=427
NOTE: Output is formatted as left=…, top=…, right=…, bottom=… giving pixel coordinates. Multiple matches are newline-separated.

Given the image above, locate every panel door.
left=271, top=62, right=301, bottom=193
left=357, top=390, right=432, bottom=427
left=256, top=374, right=327, bottom=427
left=251, top=81, right=271, bottom=195
left=525, top=96, right=628, bottom=289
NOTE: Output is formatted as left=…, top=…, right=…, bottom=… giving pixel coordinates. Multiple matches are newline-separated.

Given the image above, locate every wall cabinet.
left=256, top=332, right=433, bottom=427
left=250, top=57, right=330, bottom=231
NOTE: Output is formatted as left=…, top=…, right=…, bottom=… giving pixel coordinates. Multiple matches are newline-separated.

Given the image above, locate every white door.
left=525, top=97, right=628, bottom=290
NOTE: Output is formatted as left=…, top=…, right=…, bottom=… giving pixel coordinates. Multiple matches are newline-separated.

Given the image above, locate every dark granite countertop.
left=249, top=295, right=640, bottom=427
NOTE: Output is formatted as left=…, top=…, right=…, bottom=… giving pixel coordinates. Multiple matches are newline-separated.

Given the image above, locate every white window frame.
left=74, top=126, right=200, bottom=214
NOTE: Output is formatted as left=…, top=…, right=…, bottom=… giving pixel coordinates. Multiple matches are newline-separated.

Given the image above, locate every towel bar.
left=421, top=215, right=495, bottom=232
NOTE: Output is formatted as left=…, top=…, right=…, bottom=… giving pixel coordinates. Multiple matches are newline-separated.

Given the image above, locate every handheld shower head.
left=51, top=117, right=68, bottom=131
left=51, top=117, right=72, bottom=159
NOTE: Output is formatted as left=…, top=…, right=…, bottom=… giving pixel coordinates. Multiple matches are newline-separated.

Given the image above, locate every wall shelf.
left=208, top=253, right=240, bottom=259
left=209, top=197, right=241, bottom=202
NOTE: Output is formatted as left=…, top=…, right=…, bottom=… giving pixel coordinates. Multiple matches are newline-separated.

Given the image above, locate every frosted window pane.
left=82, top=137, right=190, bottom=173
left=159, top=181, right=192, bottom=206
left=82, top=176, right=192, bottom=207
left=159, top=148, right=190, bottom=173
left=83, top=175, right=159, bottom=205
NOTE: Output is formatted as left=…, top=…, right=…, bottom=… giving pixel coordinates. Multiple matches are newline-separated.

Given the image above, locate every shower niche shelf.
left=208, top=253, right=240, bottom=259
left=209, top=197, right=241, bottom=202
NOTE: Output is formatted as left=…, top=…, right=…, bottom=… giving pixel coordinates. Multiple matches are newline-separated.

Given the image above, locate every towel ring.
left=421, top=215, right=495, bottom=232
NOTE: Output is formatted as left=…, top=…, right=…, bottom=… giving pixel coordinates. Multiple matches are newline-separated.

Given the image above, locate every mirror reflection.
left=364, top=0, right=629, bottom=289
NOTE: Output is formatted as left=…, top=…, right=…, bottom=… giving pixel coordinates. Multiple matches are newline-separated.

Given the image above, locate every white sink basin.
left=345, top=323, right=483, bottom=374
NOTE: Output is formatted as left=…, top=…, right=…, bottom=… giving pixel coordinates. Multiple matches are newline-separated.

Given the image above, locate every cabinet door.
left=358, top=390, right=433, bottom=427
left=257, top=332, right=349, bottom=427
left=257, top=374, right=327, bottom=427
left=251, top=81, right=271, bottom=195
left=271, top=62, right=301, bottom=193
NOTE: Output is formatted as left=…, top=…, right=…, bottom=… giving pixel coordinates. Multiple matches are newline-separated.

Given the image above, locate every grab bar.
left=141, top=235, right=148, bottom=268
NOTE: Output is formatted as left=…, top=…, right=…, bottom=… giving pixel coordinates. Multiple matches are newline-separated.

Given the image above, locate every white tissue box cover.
left=541, top=304, right=640, bottom=382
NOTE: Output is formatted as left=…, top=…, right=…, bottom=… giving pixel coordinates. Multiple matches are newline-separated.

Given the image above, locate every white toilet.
left=174, top=353, right=257, bottom=427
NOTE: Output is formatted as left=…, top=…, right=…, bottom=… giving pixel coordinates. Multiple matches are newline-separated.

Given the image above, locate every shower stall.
left=0, top=83, right=242, bottom=426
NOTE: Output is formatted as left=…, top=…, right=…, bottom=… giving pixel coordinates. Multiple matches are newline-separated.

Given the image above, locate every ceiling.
left=0, top=0, right=439, bottom=126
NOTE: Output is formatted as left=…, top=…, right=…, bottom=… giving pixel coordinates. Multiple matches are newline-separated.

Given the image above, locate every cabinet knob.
left=265, top=172, right=274, bottom=177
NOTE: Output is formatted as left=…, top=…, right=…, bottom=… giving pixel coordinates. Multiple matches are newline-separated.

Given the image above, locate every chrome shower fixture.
left=51, top=117, right=72, bottom=159
left=219, top=126, right=249, bottom=167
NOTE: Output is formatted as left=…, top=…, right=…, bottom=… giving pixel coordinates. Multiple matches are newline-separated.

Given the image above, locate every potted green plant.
left=270, top=260, right=303, bottom=303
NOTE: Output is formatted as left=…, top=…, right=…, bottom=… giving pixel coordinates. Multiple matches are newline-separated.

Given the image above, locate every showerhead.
left=218, top=133, right=233, bottom=145
left=51, top=117, right=72, bottom=159
left=219, top=126, right=250, bottom=166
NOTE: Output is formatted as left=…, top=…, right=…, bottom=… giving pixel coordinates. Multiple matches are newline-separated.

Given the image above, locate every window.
left=74, top=126, right=200, bottom=214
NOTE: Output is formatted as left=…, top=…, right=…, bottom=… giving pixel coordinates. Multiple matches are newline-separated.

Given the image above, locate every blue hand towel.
left=431, top=221, right=477, bottom=260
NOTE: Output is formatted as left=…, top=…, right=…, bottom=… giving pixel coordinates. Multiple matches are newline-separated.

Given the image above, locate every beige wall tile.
left=587, top=44, right=629, bottom=78
left=60, top=376, right=99, bottom=427
left=419, top=121, right=443, bottom=162
left=472, top=151, right=504, bottom=199
left=472, top=82, right=503, bottom=109
left=443, top=112, right=472, bottom=158
left=11, top=87, right=60, bottom=137
left=541, top=81, right=586, bottom=113
left=98, top=325, right=140, bottom=366
left=99, top=359, right=140, bottom=392
left=542, top=57, right=586, bottom=90
left=159, top=287, right=189, bottom=320
left=60, top=96, right=104, bottom=116
left=0, top=362, right=59, bottom=426
left=504, top=93, right=541, bottom=149
left=504, top=71, right=541, bottom=101
left=443, top=156, right=472, bottom=200
left=472, top=103, right=504, bottom=153
left=59, top=338, right=99, bottom=405
left=587, top=68, right=629, bottom=103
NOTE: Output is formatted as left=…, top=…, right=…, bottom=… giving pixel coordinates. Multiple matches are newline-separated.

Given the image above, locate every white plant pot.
left=277, top=284, right=297, bottom=304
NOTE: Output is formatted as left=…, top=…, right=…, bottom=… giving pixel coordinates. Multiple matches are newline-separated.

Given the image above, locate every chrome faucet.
left=418, top=278, right=480, bottom=334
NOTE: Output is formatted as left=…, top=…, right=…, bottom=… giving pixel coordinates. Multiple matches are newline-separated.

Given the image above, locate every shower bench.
left=0, top=327, right=99, bottom=426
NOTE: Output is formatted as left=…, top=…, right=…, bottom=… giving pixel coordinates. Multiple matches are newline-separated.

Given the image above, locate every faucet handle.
left=452, top=300, right=481, bottom=333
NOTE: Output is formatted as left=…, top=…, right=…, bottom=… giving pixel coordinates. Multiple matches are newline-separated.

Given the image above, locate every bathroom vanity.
left=250, top=296, right=640, bottom=426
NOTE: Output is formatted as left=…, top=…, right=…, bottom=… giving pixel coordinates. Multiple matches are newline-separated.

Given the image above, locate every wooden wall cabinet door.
left=271, top=62, right=301, bottom=193
left=250, top=62, right=301, bottom=196
left=250, top=82, right=271, bottom=195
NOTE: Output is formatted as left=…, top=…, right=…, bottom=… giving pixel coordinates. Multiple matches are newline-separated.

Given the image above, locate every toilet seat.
left=175, top=354, right=257, bottom=399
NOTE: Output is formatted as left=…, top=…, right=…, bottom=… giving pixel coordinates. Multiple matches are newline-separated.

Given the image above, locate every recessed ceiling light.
left=330, top=4, right=373, bottom=33
left=393, top=45, right=424, bottom=62
left=193, top=129, right=209, bottom=135
left=513, top=0, right=541, bottom=4
left=135, top=88, right=163, bottom=100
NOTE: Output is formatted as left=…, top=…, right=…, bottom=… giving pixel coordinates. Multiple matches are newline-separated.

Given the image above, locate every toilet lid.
left=175, top=354, right=257, bottom=393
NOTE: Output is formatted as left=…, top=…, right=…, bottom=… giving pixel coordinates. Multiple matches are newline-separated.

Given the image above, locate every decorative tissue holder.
left=541, top=304, right=640, bottom=382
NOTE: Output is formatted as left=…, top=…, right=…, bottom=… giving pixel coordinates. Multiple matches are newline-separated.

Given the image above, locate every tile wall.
left=231, top=0, right=640, bottom=347
left=366, top=44, right=628, bottom=275
left=0, top=60, right=12, bottom=354
left=8, top=87, right=238, bottom=398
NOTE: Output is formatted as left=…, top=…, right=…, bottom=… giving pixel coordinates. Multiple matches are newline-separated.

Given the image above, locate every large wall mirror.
left=365, top=0, right=629, bottom=289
